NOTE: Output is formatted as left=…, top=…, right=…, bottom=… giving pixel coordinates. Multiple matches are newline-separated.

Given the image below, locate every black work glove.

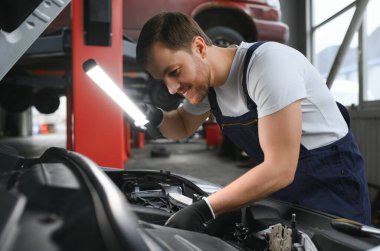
left=165, top=199, right=214, bottom=232
left=143, top=104, right=164, bottom=128
left=142, top=104, right=164, bottom=138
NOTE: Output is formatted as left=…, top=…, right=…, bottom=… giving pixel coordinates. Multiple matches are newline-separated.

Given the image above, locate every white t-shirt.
left=183, top=42, right=348, bottom=150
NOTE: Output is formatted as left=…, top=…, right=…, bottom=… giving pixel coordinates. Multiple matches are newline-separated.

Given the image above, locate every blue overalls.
left=208, top=42, right=372, bottom=224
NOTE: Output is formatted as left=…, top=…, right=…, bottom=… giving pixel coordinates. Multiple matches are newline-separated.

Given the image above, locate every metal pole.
left=312, top=1, right=356, bottom=31
left=326, top=0, right=370, bottom=89
left=358, top=16, right=367, bottom=106
left=305, top=0, right=313, bottom=61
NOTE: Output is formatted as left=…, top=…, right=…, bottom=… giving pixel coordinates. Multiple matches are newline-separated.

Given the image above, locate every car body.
left=0, top=0, right=288, bottom=116
left=46, top=0, right=288, bottom=45
left=124, top=0, right=289, bottom=45
left=1, top=145, right=380, bottom=251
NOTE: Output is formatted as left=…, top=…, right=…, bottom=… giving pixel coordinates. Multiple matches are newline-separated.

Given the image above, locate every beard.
left=185, top=56, right=211, bottom=104
left=186, top=84, right=209, bottom=104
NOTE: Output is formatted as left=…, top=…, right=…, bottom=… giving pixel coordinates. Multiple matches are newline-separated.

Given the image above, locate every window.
left=365, top=0, right=380, bottom=101
left=309, top=0, right=379, bottom=106
left=312, top=0, right=355, bottom=25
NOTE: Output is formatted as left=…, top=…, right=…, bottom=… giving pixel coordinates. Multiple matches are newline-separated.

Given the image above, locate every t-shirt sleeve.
left=247, top=45, right=307, bottom=118
left=182, top=97, right=210, bottom=115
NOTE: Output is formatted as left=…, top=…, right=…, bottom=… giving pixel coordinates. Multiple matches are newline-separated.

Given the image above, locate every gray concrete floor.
left=0, top=134, right=250, bottom=186
left=0, top=134, right=66, bottom=158
left=126, top=138, right=250, bottom=186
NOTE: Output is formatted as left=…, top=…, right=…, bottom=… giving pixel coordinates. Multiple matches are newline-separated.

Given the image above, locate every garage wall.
left=280, top=0, right=308, bottom=55
left=350, top=108, right=380, bottom=199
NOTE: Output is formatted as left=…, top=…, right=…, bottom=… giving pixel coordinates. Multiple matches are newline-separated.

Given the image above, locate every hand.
left=141, top=104, right=164, bottom=138
left=165, top=199, right=214, bottom=232
left=143, top=104, right=163, bottom=128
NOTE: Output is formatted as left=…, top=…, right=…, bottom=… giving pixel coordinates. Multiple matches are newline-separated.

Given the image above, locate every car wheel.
left=149, top=80, right=183, bottom=111
left=33, top=88, right=61, bottom=114
left=205, top=26, right=244, bottom=48
left=0, top=84, right=33, bottom=113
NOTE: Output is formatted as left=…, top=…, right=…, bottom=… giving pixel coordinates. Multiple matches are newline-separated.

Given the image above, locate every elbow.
left=276, top=161, right=298, bottom=189
left=282, top=170, right=295, bottom=187
left=275, top=171, right=295, bottom=191
left=161, top=130, right=193, bottom=141
left=177, top=126, right=196, bottom=140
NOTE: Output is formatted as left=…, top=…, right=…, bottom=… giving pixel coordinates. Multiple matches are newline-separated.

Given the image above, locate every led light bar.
left=82, top=59, right=149, bottom=127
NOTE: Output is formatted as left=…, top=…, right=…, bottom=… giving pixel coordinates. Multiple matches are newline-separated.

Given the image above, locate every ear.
left=192, top=36, right=207, bottom=58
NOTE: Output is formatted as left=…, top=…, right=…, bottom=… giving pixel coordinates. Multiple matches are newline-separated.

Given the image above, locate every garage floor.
left=127, top=138, right=250, bottom=186
left=0, top=134, right=249, bottom=186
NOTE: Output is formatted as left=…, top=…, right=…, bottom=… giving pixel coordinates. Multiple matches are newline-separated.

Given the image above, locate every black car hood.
left=1, top=146, right=380, bottom=251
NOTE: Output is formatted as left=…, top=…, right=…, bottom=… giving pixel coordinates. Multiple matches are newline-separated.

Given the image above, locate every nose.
left=164, top=78, right=180, bottom=95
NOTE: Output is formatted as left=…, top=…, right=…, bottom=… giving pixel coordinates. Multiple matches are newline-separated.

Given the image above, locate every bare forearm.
left=207, top=161, right=295, bottom=215
left=207, top=101, right=302, bottom=214
left=160, top=110, right=190, bottom=139
left=159, top=108, right=210, bottom=140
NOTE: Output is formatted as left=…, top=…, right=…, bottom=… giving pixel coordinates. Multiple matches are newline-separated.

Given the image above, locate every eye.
left=168, top=68, right=180, bottom=77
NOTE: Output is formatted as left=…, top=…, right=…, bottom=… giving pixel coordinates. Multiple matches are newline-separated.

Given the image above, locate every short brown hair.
left=136, top=12, right=212, bottom=66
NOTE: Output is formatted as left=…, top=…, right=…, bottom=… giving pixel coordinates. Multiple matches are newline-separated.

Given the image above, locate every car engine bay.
left=108, top=169, right=378, bottom=251
left=1, top=146, right=380, bottom=251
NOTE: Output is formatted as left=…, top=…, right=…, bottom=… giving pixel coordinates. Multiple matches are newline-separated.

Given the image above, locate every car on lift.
left=123, top=0, right=288, bottom=46
left=1, top=145, right=380, bottom=251
left=0, top=0, right=288, bottom=116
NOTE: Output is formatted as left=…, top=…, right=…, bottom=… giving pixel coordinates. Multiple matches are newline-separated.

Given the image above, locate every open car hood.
left=1, top=145, right=380, bottom=251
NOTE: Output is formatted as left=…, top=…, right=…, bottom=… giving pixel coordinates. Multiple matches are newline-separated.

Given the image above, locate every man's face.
left=145, top=40, right=211, bottom=105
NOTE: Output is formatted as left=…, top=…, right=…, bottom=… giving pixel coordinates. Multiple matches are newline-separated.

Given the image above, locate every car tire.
left=149, top=80, right=183, bottom=111
left=0, top=84, right=33, bottom=113
left=34, top=88, right=60, bottom=114
left=205, top=26, right=244, bottom=48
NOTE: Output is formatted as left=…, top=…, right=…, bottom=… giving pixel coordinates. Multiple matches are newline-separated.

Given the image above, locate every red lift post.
left=70, top=0, right=126, bottom=168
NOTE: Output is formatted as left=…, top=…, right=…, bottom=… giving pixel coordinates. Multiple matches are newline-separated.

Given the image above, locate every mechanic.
left=136, top=12, right=372, bottom=230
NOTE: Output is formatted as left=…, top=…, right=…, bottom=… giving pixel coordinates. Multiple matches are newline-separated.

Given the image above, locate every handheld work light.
left=83, top=59, right=160, bottom=137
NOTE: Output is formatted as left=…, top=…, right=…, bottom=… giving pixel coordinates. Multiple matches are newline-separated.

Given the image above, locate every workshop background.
left=1, top=0, right=380, bottom=224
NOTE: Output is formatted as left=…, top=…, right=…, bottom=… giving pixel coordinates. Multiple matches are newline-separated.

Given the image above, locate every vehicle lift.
left=71, top=0, right=127, bottom=168
left=0, top=0, right=130, bottom=168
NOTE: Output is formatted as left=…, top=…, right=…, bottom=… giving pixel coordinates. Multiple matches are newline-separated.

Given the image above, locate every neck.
left=208, top=45, right=237, bottom=87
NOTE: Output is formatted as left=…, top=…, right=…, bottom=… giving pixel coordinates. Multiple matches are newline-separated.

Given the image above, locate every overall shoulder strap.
left=336, top=101, right=351, bottom=128
left=242, top=41, right=266, bottom=110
